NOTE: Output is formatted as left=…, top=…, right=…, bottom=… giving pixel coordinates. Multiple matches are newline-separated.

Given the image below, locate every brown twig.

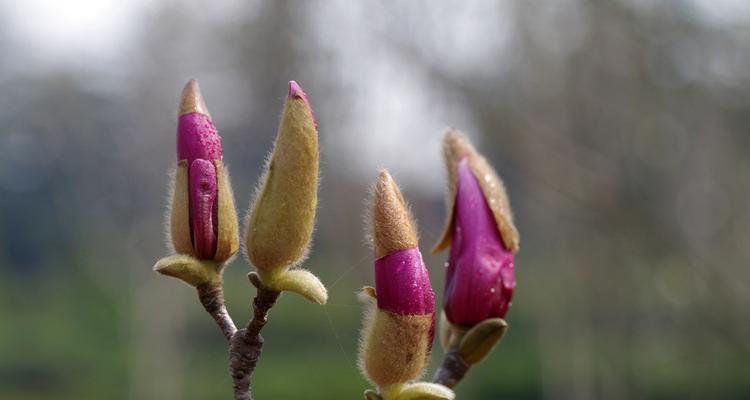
left=432, top=347, right=471, bottom=389
left=197, top=282, right=237, bottom=341
left=228, top=273, right=281, bottom=400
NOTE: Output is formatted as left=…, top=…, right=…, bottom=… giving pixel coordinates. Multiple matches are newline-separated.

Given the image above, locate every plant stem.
left=432, top=347, right=470, bottom=389
left=228, top=274, right=281, bottom=400
left=197, top=282, right=237, bottom=341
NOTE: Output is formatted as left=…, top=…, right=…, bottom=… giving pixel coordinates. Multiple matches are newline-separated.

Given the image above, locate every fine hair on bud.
left=164, top=165, right=180, bottom=254
left=168, top=161, right=194, bottom=256
left=212, top=161, right=240, bottom=264
left=367, top=169, right=419, bottom=258
left=357, top=293, right=433, bottom=387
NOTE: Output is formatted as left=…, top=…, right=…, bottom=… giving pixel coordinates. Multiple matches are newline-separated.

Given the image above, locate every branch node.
left=229, top=277, right=281, bottom=400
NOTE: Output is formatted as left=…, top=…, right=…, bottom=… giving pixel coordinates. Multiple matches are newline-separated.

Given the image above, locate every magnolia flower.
left=358, top=170, right=453, bottom=400
left=155, top=80, right=240, bottom=287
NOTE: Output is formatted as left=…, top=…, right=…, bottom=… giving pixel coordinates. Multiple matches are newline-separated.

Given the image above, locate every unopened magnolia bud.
left=242, top=81, right=327, bottom=304
left=168, top=80, right=239, bottom=265
left=245, top=80, right=319, bottom=275
left=433, top=130, right=518, bottom=329
left=443, top=157, right=515, bottom=326
left=359, top=171, right=436, bottom=389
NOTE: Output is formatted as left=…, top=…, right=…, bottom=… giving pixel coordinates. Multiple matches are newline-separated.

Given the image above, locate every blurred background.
left=1, top=0, right=749, bottom=399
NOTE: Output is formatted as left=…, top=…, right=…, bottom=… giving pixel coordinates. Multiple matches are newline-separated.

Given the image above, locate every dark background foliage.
left=1, top=0, right=749, bottom=399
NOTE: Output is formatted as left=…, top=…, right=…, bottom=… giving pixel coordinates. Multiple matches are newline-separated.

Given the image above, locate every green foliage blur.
left=1, top=0, right=749, bottom=399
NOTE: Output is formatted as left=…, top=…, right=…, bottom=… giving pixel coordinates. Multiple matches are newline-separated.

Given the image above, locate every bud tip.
left=372, top=169, right=418, bottom=258
left=179, top=79, right=210, bottom=117
left=288, top=80, right=306, bottom=100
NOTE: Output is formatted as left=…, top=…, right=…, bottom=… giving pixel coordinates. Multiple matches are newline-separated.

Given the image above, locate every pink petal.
left=189, top=159, right=218, bottom=259
left=177, top=112, right=222, bottom=162
left=375, top=247, right=435, bottom=316
left=287, top=80, right=317, bottom=128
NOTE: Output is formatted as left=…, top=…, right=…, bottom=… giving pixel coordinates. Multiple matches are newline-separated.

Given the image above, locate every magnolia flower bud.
left=444, top=157, right=515, bottom=325
left=244, top=81, right=326, bottom=304
left=358, top=170, right=444, bottom=397
left=434, top=130, right=519, bottom=328
left=157, top=80, right=240, bottom=287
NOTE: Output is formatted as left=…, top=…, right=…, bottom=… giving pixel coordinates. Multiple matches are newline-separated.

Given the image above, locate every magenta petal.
left=453, top=158, right=501, bottom=245
left=288, top=80, right=306, bottom=99
left=375, top=247, right=435, bottom=316
left=189, top=159, right=218, bottom=259
left=444, top=158, right=515, bottom=326
left=177, top=112, right=222, bottom=162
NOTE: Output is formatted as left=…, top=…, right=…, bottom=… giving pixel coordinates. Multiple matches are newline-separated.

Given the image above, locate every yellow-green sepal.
left=251, top=269, right=328, bottom=305
left=153, top=254, right=221, bottom=287
left=379, top=382, right=455, bottom=400
left=457, top=318, right=508, bottom=365
left=396, top=382, right=455, bottom=400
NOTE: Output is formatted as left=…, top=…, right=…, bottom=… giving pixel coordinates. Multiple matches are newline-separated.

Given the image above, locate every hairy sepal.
left=213, top=161, right=240, bottom=263
left=259, top=269, right=328, bottom=305
left=358, top=290, right=433, bottom=387
left=169, top=161, right=194, bottom=256
left=394, top=382, right=455, bottom=400
left=153, top=254, right=221, bottom=287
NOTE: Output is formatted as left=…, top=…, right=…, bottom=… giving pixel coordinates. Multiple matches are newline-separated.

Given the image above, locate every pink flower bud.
left=359, top=171, right=438, bottom=388
left=444, top=158, right=515, bottom=326
left=371, top=170, right=435, bottom=317
left=176, top=80, right=222, bottom=260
